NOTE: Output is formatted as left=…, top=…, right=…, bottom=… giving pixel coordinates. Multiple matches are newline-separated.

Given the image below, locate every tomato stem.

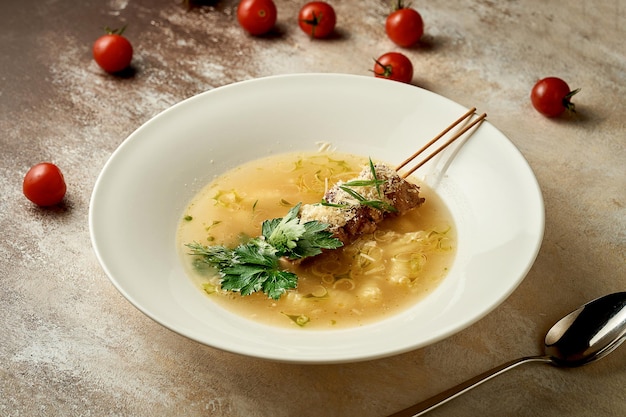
left=563, top=88, right=581, bottom=113
left=372, top=58, right=393, bottom=78
left=301, top=11, right=323, bottom=38
left=104, top=25, right=127, bottom=36
left=391, top=0, right=411, bottom=11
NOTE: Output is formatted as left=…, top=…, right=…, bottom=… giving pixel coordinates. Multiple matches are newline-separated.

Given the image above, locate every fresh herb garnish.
left=186, top=203, right=343, bottom=300
left=341, top=179, right=386, bottom=187
left=320, top=199, right=349, bottom=208
left=369, top=157, right=383, bottom=198
left=338, top=185, right=397, bottom=213
left=318, top=158, right=397, bottom=213
left=341, top=158, right=385, bottom=193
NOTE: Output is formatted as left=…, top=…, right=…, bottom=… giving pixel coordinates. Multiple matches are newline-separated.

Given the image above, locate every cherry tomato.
left=386, top=1, right=424, bottom=47
left=93, top=27, right=133, bottom=73
left=237, top=0, right=277, bottom=36
left=373, top=52, right=413, bottom=84
left=23, top=162, right=67, bottom=207
left=530, top=77, right=580, bottom=117
left=298, top=1, right=336, bottom=39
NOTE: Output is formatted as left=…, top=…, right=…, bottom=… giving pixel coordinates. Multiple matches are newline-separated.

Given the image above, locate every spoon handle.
left=388, top=355, right=553, bottom=417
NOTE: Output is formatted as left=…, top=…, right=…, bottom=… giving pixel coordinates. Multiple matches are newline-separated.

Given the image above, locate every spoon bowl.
left=390, top=292, right=626, bottom=416
left=545, top=291, right=626, bottom=366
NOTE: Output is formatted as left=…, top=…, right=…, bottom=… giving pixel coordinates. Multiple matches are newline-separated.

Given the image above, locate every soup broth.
left=177, top=152, right=456, bottom=329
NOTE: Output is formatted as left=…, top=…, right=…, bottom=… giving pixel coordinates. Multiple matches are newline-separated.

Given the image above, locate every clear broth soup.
left=177, top=152, right=456, bottom=329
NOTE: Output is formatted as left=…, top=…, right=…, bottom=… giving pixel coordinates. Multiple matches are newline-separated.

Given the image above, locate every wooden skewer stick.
left=395, top=107, right=477, bottom=172
left=398, top=111, right=487, bottom=179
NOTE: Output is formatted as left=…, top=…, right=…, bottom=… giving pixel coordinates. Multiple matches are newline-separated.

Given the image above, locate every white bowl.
left=89, top=73, right=544, bottom=364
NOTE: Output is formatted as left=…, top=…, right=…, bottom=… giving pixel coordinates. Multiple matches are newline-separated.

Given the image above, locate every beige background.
left=1, top=0, right=624, bottom=416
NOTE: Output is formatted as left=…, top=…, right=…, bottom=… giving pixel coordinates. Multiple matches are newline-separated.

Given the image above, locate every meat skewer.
left=300, top=109, right=486, bottom=245
left=299, top=163, right=424, bottom=244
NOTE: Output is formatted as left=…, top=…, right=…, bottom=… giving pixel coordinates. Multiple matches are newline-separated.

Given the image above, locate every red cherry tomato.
left=386, top=2, right=424, bottom=47
left=237, top=0, right=277, bottom=36
left=93, top=27, right=133, bottom=73
left=530, top=77, right=580, bottom=117
left=373, top=52, right=413, bottom=84
left=298, top=1, right=336, bottom=39
left=23, top=162, right=67, bottom=207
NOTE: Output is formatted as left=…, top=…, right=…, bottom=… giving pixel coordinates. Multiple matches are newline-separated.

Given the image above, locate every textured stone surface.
left=1, top=0, right=624, bottom=416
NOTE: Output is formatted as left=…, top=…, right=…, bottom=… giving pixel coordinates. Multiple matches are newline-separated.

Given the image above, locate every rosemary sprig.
left=320, top=199, right=350, bottom=208
left=369, top=158, right=383, bottom=198
left=338, top=185, right=397, bottom=213
left=342, top=179, right=386, bottom=187
left=317, top=158, right=396, bottom=213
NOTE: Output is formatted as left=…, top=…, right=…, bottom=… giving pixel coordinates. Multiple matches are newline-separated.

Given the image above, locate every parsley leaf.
left=262, top=204, right=305, bottom=255
left=186, top=203, right=342, bottom=300
left=221, top=261, right=298, bottom=299
left=262, top=203, right=342, bottom=259
left=290, top=220, right=343, bottom=259
left=185, top=243, right=235, bottom=269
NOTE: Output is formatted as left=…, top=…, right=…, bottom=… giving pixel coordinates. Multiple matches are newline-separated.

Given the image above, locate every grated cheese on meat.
left=299, top=163, right=425, bottom=244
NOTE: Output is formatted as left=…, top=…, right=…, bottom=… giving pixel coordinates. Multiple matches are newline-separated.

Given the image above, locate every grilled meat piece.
left=299, top=163, right=425, bottom=245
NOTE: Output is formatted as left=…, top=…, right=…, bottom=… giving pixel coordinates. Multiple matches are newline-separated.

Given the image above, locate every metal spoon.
left=389, top=291, right=626, bottom=417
